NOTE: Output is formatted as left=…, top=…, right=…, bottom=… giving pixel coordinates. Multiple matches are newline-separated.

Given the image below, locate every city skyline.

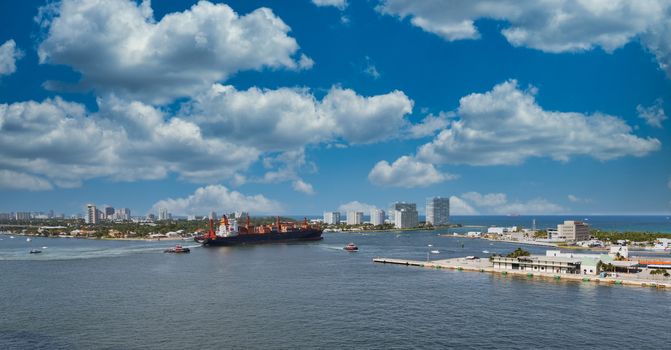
left=1, top=0, right=670, bottom=216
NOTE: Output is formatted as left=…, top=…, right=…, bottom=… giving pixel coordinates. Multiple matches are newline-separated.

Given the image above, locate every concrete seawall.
left=373, top=257, right=671, bottom=290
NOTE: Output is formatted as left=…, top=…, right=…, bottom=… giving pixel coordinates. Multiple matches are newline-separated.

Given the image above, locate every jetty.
left=373, top=257, right=671, bottom=290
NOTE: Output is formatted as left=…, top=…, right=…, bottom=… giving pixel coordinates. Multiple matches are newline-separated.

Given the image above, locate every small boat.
left=26, top=237, right=32, bottom=242
left=482, top=250, right=490, bottom=254
left=430, top=250, right=440, bottom=254
left=164, top=244, right=190, bottom=253
left=343, top=243, right=358, bottom=251
left=29, top=249, right=42, bottom=254
left=10, top=236, right=15, bottom=239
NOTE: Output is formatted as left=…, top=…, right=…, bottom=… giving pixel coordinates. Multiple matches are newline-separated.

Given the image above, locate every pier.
left=373, top=257, right=671, bottom=290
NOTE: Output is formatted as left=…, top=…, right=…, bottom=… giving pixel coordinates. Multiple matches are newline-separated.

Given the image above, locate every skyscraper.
left=389, top=202, right=418, bottom=229
left=426, top=197, right=450, bottom=226
left=323, top=211, right=341, bottom=225
left=371, top=209, right=385, bottom=226
left=158, top=208, right=169, bottom=221
left=86, top=204, right=97, bottom=224
left=104, top=206, right=115, bottom=220
left=346, top=211, right=363, bottom=225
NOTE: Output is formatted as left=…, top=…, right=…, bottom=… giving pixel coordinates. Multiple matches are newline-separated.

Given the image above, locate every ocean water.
left=1, top=225, right=670, bottom=349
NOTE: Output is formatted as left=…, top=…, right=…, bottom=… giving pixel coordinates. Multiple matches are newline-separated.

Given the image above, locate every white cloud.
left=338, top=201, right=376, bottom=214
left=152, top=185, right=282, bottom=216
left=368, top=156, right=457, bottom=188
left=0, top=97, right=258, bottom=187
left=0, top=39, right=23, bottom=76
left=377, top=0, right=671, bottom=77
left=637, top=99, right=667, bottom=128
left=461, top=192, right=507, bottom=207
left=292, top=179, right=315, bottom=195
left=407, top=112, right=452, bottom=138
left=312, top=0, right=348, bottom=10
left=567, top=194, right=591, bottom=203
left=454, top=192, right=563, bottom=215
left=184, top=84, right=413, bottom=150
left=449, top=195, right=478, bottom=215
left=0, top=170, right=53, bottom=191
left=417, top=80, right=661, bottom=166
left=37, top=0, right=310, bottom=103
left=363, top=56, right=380, bottom=79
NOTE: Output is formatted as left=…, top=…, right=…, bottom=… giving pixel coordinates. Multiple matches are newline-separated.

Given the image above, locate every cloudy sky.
left=1, top=0, right=670, bottom=216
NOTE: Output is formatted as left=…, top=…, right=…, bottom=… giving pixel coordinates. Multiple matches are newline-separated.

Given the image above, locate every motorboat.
left=164, top=244, right=190, bottom=253
left=343, top=243, right=358, bottom=251
left=29, top=249, right=42, bottom=254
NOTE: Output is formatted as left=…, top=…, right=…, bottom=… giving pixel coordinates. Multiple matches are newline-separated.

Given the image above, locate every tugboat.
left=164, top=244, right=190, bottom=254
left=343, top=243, right=358, bottom=252
left=29, top=249, right=42, bottom=254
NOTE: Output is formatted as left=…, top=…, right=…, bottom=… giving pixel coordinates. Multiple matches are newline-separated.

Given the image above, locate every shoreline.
left=373, top=257, right=671, bottom=290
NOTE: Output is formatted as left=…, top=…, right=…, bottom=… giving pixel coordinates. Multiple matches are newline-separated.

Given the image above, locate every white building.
left=371, top=209, right=385, bottom=226
left=85, top=204, right=97, bottom=224
left=426, top=197, right=450, bottom=226
left=394, top=208, right=418, bottom=229
left=158, top=208, right=170, bottom=221
left=114, top=208, right=131, bottom=221
left=487, top=226, right=517, bottom=235
left=346, top=211, right=363, bottom=225
left=323, top=211, right=341, bottom=225
left=389, top=202, right=418, bottom=224
left=557, top=220, right=590, bottom=242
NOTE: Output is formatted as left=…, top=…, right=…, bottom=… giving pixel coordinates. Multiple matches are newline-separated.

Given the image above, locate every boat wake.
left=0, top=243, right=201, bottom=261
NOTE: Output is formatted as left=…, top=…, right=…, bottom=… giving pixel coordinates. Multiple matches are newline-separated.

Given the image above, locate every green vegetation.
left=590, top=229, right=671, bottom=243
left=650, top=269, right=670, bottom=277
left=506, top=248, right=531, bottom=258
left=533, top=230, right=547, bottom=239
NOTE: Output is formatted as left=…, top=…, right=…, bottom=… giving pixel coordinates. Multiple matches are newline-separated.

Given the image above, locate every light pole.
left=427, top=244, right=432, bottom=262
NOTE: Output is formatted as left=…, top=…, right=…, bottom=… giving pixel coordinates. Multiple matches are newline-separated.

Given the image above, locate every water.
left=1, top=224, right=670, bottom=349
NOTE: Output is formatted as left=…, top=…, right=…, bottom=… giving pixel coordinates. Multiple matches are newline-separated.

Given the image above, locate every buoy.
left=527, top=273, right=533, bottom=278
left=582, top=278, right=590, bottom=282
left=502, top=271, right=507, bottom=275
left=615, top=280, right=622, bottom=285
left=554, top=275, right=560, bottom=280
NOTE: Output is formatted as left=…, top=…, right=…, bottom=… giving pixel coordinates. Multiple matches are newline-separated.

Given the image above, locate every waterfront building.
left=394, top=208, right=418, bottom=229
left=389, top=202, right=417, bottom=223
left=15, top=212, right=31, bottom=221
left=346, top=211, right=364, bottom=225
left=0, top=213, right=11, bottom=220
left=426, top=197, right=450, bottom=226
left=371, top=209, right=385, bottom=226
left=491, top=255, right=582, bottom=274
left=557, top=220, right=590, bottom=241
left=323, top=211, right=341, bottom=225
left=114, top=208, right=131, bottom=221
left=85, top=204, right=98, bottom=224
left=158, top=208, right=169, bottom=221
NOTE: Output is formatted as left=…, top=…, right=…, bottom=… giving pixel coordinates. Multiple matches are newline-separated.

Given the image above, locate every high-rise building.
left=323, top=211, right=341, bottom=225
left=86, top=204, right=97, bottom=224
left=15, top=212, right=31, bottom=220
left=426, top=197, right=450, bottom=226
left=209, top=211, right=218, bottom=220
left=346, top=211, right=364, bottom=225
left=0, top=213, right=11, bottom=220
left=114, top=208, right=131, bottom=221
left=371, top=209, right=385, bottom=226
left=394, top=208, right=418, bottom=229
left=557, top=221, right=590, bottom=242
left=158, top=208, right=169, bottom=221
left=104, top=206, right=115, bottom=220
left=389, top=202, right=417, bottom=222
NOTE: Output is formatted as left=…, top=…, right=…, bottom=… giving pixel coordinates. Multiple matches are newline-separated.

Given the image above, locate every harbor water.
left=1, top=221, right=670, bottom=349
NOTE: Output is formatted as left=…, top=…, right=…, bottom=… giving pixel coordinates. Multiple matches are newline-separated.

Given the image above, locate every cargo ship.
left=195, top=215, right=323, bottom=246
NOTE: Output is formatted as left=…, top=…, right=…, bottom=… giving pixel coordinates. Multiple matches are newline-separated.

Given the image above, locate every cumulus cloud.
left=312, top=0, right=348, bottom=10
left=0, top=39, right=23, bottom=76
left=0, top=97, right=258, bottom=187
left=377, top=0, right=671, bottom=77
left=454, top=192, right=563, bottom=215
left=37, top=0, right=310, bottom=103
left=338, top=201, right=377, bottom=214
left=0, top=170, right=53, bottom=191
left=184, top=84, right=413, bottom=150
left=406, top=112, right=452, bottom=139
left=449, top=195, right=477, bottom=215
left=152, top=185, right=282, bottom=216
left=417, top=80, right=660, bottom=166
left=637, top=99, right=667, bottom=128
left=292, top=179, right=315, bottom=195
left=368, top=156, right=457, bottom=188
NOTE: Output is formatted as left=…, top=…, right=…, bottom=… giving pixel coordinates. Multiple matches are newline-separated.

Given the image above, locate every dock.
left=373, top=257, right=671, bottom=290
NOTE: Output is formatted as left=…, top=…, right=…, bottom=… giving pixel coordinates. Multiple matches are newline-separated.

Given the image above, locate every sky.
left=0, top=0, right=670, bottom=217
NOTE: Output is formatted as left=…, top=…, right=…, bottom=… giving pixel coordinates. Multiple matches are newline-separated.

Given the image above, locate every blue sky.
left=0, top=0, right=670, bottom=216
